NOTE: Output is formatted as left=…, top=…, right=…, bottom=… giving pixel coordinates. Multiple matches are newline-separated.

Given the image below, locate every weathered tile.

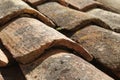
left=0, top=73, right=4, bottom=80
left=37, top=2, right=109, bottom=31
left=0, top=17, right=92, bottom=64
left=0, top=49, right=8, bottom=67
left=71, top=25, right=120, bottom=78
left=58, top=0, right=103, bottom=11
left=87, top=9, right=120, bottom=33
left=0, top=0, right=54, bottom=27
left=20, top=49, right=114, bottom=80
left=95, top=0, right=120, bottom=14
left=23, top=0, right=46, bottom=6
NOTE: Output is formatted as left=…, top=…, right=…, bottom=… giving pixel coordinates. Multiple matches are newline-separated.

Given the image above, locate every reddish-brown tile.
left=0, top=0, right=54, bottom=27
left=58, top=0, right=103, bottom=11
left=95, top=0, right=120, bottom=14
left=37, top=2, right=109, bottom=31
left=87, top=9, right=120, bottom=33
left=0, top=17, right=92, bottom=64
left=20, top=49, right=113, bottom=80
left=71, top=25, right=120, bottom=78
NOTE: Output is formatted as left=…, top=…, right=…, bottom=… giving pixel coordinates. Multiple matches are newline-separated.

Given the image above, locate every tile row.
left=0, top=0, right=119, bottom=80
left=0, top=17, right=92, bottom=64
left=35, top=1, right=120, bottom=78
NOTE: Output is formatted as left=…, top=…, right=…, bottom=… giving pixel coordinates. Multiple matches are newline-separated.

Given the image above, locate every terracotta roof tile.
left=0, top=0, right=54, bottom=27
left=37, top=2, right=109, bottom=31
left=0, top=17, right=92, bottom=64
left=0, top=0, right=120, bottom=80
left=71, top=25, right=120, bottom=78
left=94, top=0, right=120, bottom=14
left=20, top=49, right=113, bottom=80
left=58, top=0, right=103, bottom=11
left=87, top=9, right=120, bottom=33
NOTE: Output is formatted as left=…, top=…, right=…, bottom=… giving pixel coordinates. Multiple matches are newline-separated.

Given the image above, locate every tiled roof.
left=0, top=0, right=120, bottom=80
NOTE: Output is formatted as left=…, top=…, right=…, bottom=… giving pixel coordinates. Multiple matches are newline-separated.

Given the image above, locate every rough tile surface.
left=87, top=9, right=120, bottom=33
left=0, top=0, right=54, bottom=26
left=37, top=2, right=109, bottom=31
left=71, top=25, right=120, bottom=78
left=0, top=17, right=92, bottom=64
left=0, top=0, right=120, bottom=80
left=20, top=49, right=113, bottom=80
left=58, top=0, right=102, bottom=11
left=94, top=0, right=120, bottom=14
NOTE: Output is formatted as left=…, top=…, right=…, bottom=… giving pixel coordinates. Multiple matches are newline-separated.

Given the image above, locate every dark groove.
left=0, top=13, right=52, bottom=30
left=0, top=64, right=26, bottom=80
left=91, top=58, right=119, bottom=80
left=0, top=39, right=16, bottom=65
